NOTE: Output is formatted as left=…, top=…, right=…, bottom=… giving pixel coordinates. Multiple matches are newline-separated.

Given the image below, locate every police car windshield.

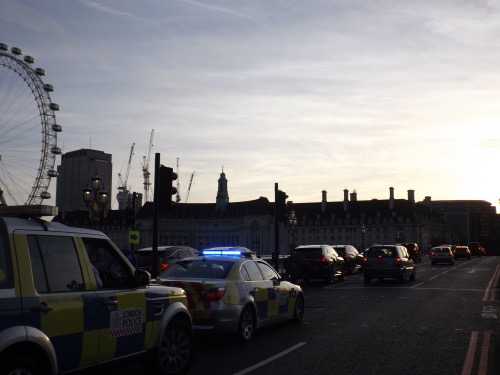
left=159, top=259, right=232, bottom=279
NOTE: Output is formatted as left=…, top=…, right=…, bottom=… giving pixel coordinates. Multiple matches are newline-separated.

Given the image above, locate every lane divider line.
left=461, top=331, right=478, bottom=375
left=478, top=331, right=491, bottom=375
left=233, top=342, right=306, bottom=375
left=483, top=265, right=500, bottom=302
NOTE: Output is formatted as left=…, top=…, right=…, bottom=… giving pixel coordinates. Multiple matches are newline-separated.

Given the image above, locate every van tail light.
left=201, top=288, right=226, bottom=302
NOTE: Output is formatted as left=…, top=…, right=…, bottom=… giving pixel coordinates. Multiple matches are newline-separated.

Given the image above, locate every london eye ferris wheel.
left=0, top=43, right=62, bottom=206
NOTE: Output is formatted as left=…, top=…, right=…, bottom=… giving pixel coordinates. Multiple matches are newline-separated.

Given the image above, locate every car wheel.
left=409, top=268, right=416, bottom=281
left=400, top=270, right=407, bottom=284
left=0, top=354, right=44, bottom=375
left=325, top=268, right=335, bottom=284
left=238, top=306, right=256, bottom=342
left=431, top=261, right=436, bottom=265
left=144, top=319, right=195, bottom=375
left=291, top=293, right=305, bottom=323
left=338, top=268, right=345, bottom=281
left=364, top=275, right=371, bottom=284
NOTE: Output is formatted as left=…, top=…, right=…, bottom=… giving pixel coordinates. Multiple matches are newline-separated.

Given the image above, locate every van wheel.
left=0, top=354, right=43, bottom=375
left=143, top=320, right=195, bottom=375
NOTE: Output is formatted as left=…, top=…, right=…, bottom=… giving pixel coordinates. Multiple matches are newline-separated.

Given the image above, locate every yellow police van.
left=0, top=205, right=195, bottom=375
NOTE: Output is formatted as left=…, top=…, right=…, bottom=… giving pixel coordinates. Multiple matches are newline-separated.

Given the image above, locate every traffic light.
left=159, top=165, right=177, bottom=211
left=276, top=189, right=288, bottom=221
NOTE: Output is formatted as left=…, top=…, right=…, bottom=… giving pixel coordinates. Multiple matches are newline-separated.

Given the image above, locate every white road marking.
left=232, top=342, right=307, bottom=375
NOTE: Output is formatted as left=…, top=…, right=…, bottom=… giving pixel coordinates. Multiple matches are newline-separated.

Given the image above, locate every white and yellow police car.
left=0, top=205, right=195, bottom=375
left=152, top=246, right=305, bottom=342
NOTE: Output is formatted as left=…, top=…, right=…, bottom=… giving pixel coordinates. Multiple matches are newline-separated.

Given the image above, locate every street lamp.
left=82, top=172, right=109, bottom=222
left=289, top=210, right=298, bottom=251
left=361, top=224, right=366, bottom=250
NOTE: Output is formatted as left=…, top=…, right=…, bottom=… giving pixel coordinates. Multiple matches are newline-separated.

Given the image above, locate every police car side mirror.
left=135, top=269, right=151, bottom=286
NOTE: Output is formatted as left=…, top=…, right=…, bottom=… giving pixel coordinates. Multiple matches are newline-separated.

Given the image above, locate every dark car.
left=135, top=245, right=198, bottom=274
left=401, top=242, right=421, bottom=263
left=468, top=242, right=485, bottom=256
left=453, top=245, right=472, bottom=260
left=363, top=244, right=416, bottom=284
left=331, top=245, right=361, bottom=274
left=284, top=244, right=345, bottom=284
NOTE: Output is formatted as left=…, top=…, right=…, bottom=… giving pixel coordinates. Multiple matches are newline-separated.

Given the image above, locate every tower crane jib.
left=142, top=129, right=154, bottom=202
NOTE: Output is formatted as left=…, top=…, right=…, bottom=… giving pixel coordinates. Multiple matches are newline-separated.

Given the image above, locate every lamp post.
left=82, top=172, right=109, bottom=222
left=361, top=224, right=366, bottom=250
left=289, top=210, right=298, bottom=252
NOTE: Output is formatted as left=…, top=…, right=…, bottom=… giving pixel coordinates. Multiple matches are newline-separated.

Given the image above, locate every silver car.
left=431, top=246, right=455, bottom=265
left=363, top=244, right=416, bottom=284
left=152, top=246, right=305, bottom=342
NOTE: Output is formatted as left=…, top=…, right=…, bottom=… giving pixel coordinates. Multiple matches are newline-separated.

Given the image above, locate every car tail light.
left=161, top=263, right=168, bottom=271
left=201, top=288, right=225, bottom=301
left=314, top=256, right=327, bottom=262
left=363, top=257, right=368, bottom=264
left=395, top=257, right=401, bottom=265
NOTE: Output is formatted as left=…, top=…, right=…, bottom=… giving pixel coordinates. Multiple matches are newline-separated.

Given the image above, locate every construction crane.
left=118, top=143, right=135, bottom=193
left=175, top=158, right=181, bottom=203
left=185, top=171, right=195, bottom=203
left=142, top=129, right=154, bottom=202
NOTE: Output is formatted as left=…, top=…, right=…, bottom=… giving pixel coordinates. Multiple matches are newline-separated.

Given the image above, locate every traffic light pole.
left=274, top=183, right=279, bottom=271
left=152, top=153, right=160, bottom=278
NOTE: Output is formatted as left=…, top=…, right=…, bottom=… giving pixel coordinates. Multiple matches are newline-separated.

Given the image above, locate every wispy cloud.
left=80, top=0, right=160, bottom=26
left=176, top=0, right=254, bottom=19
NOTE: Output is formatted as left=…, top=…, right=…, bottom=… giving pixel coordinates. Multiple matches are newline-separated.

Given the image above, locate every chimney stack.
left=389, top=187, right=395, bottom=210
left=343, top=189, right=349, bottom=211
left=321, top=190, right=327, bottom=212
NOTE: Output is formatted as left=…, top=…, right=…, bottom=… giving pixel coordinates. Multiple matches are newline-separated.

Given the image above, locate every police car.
left=0, top=205, right=195, bottom=375
left=152, top=246, right=305, bottom=342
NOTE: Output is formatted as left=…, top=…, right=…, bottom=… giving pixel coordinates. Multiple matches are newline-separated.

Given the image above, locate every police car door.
left=256, top=260, right=290, bottom=319
left=22, top=233, right=100, bottom=371
left=241, top=260, right=282, bottom=321
left=80, top=237, right=149, bottom=362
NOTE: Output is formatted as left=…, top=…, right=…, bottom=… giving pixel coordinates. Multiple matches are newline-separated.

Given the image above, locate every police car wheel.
left=291, top=293, right=304, bottom=323
left=0, top=354, right=43, bottom=375
left=237, top=306, right=256, bottom=342
left=144, top=321, right=195, bottom=375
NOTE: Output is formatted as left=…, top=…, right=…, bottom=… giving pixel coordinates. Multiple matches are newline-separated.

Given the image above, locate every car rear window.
left=291, top=248, right=323, bottom=257
left=367, top=247, right=396, bottom=258
left=435, top=248, right=450, bottom=254
left=160, top=259, right=233, bottom=279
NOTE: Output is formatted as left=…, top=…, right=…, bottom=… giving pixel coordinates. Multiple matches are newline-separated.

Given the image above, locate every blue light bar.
left=202, top=249, right=242, bottom=256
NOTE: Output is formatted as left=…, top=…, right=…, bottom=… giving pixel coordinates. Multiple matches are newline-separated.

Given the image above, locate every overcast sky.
left=1, top=0, right=500, bottom=211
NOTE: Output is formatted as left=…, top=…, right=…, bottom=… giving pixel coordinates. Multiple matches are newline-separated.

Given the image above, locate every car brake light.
left=201, top=288, right=225, bottom=301
left=161, top=263, right=168, bottom=270
left=395, top=257, right=401, bottom=265
left=314, top=256, right=327, bottom=262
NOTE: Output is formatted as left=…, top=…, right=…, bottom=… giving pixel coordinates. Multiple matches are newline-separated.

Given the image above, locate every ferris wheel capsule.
left=0, top=43, right=8, bottom=51
left=40, top=191, right=51, bottom=199
left=52, top=124, right=63, bottom=132
left=24, top=56, right=35, bottom=64
left=44, top=84, right=54, bottom=92
left=49, top=103, right=60, bottom=111
left=48, top=170, right=59, bottom=177
left=51, top=146, right=62, bottom=155
left=35, top=68, right=46, bottom=76
left=11, top=47, right=22, bottom=55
